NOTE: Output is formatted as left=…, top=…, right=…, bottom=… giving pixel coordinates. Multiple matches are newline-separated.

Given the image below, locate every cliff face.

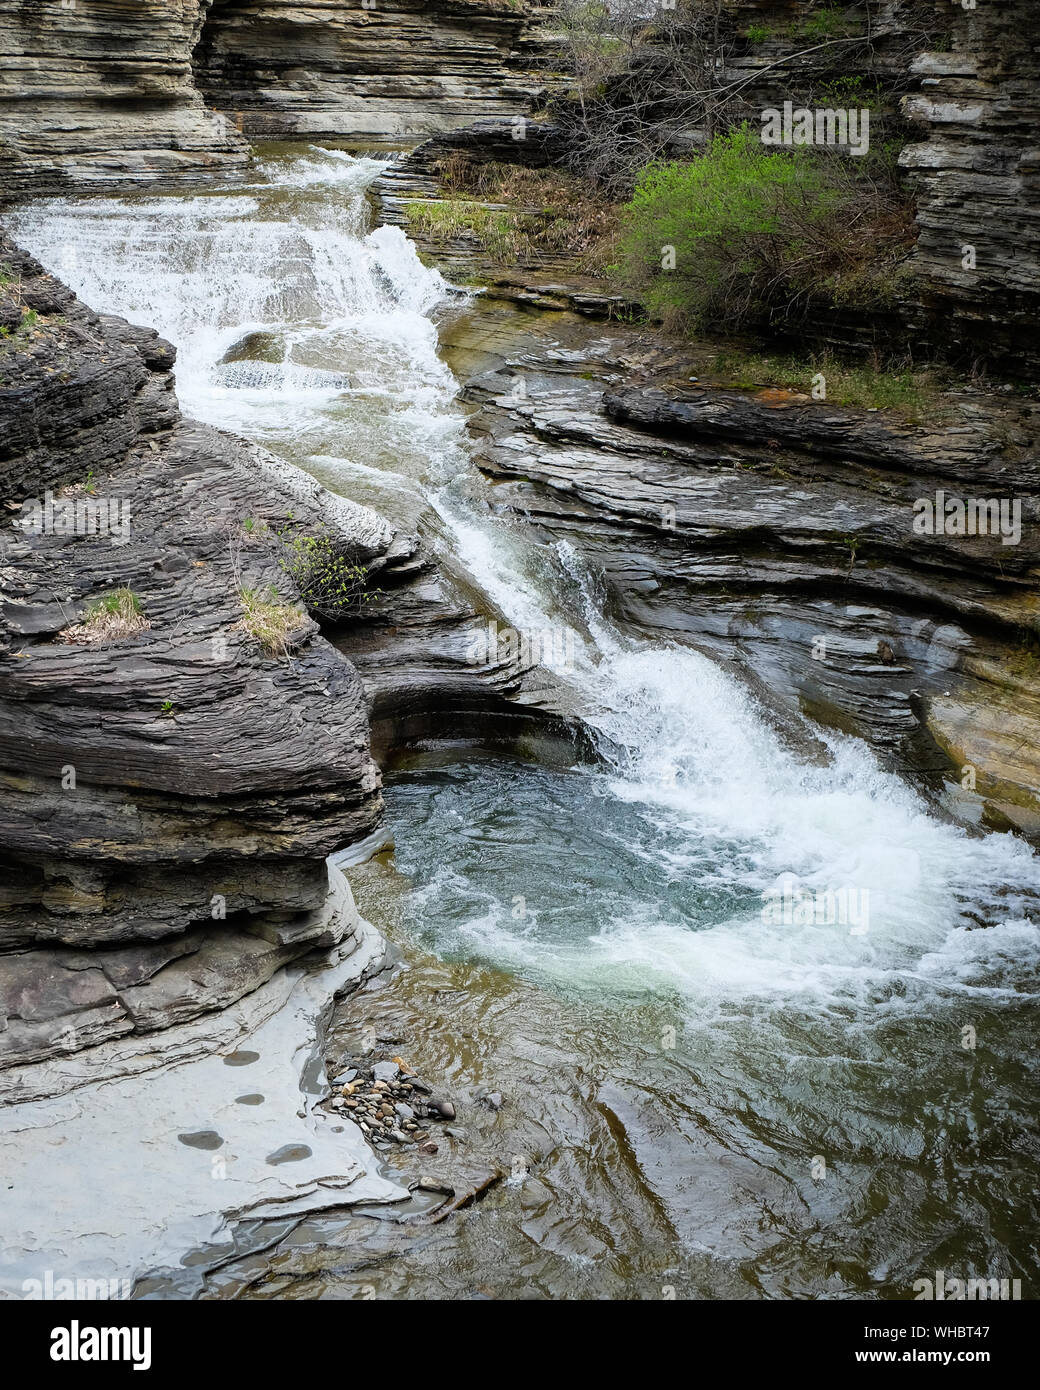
left=901, top=0, right=1040, bottom=371
left=0, top=0, right=250, bottom=199
left=711, top=1, right=1040, bottom=370
left=0, top=233, right=401, bottom=1072
left=192, top=0, right=560, bottom=140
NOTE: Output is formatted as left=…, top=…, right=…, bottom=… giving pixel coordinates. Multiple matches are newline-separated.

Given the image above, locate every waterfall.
left=12, top=145, right=1040, bottom=1017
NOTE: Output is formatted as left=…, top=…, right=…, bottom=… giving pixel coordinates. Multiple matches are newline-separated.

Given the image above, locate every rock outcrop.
left=192, top=0, right=562, bottom=141
left=455, top=311, right=1040, bottom=835
left=0, top=0, right=250, bottom=200
left=0, top=232, right=410, bottom=1070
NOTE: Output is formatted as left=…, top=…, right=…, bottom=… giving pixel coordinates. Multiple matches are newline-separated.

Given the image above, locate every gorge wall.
left=0, top=0, right=250, bottom=199
left=0, top=232, right=408, bottom=1077
left=192, top=0, right=561, bottom=140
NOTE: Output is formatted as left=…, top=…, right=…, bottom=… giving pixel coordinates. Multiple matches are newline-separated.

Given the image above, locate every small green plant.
left=86, top=588, right=142, bottom=620
left=236, top=585, right=307, bottom=658
left=61, top=588, right=148, bottom=645
left=794, top=3, right=859, bottom=40
left=242, top=516, right=255, bottom=533
left=276, top=531, right=379, bottom=621
left=746, top=23, right=770, bottom=44
left=20, top=308, right=38, bottom=330
left=159, top=699, right=175, bottom=716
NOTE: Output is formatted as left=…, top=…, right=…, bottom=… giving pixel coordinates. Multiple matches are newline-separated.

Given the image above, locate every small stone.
left=429, top=1099, right=456, bottom=1121
left=444, top=1126, right=466, bottom=1140
left=482, top=1093, right=503, bottom=1112
left=331, top=1098, right=345, bottom=1109
left=390, top=1129, right=410, bottom=1143
left=418, top=1140, right=439, bottom=1155
left=408, top=1078, right=432, bottom=1095
left=413, top=1176, right=454, bottom=1195
left=330, top=1069, right=357, bottom=1087
left=372, top=1061, right=400, bottom=1083
left=394, top=1103, right=415, bottom=1123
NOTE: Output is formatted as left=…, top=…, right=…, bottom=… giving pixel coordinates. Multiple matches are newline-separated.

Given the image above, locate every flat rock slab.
left=0, top=885, right=406, bottom=1299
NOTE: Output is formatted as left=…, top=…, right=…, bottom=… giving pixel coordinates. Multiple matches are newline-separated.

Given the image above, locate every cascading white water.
left=12, top=146, right=1040, bottom=1021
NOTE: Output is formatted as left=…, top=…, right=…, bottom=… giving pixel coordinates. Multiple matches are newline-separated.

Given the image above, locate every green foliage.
left=86, top=588, right=142, bottom=620
left=793, top=3, right=860, bottom=40
left=619, top=126, right=847, bottom=327
left=617, top=125, right=914, bottom=330
left=746, top=23, right=769, bottom=44
left=276, top=531, right=378, bottom=621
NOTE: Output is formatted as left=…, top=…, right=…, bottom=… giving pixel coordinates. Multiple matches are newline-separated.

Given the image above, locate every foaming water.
left=12, top=146, right=1039, bottom=1011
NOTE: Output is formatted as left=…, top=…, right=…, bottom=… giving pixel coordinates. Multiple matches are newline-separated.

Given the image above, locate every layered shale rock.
left=0, top=233, right=414, bottom=1071
left=455, top=313, right=1040, bottom=835
left=900, top=1, right=1040, bottom=373
left=0, top=0, right=250, bottom=200
left=191, top=0, right=562, bottom=141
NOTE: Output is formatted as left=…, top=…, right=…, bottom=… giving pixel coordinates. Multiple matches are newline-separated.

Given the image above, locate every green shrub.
left=617, top=125, right=910, bottom=330
left=276, top=532, right=378, bottom=621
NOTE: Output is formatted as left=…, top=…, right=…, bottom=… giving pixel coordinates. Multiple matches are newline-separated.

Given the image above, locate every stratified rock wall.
left=901, top=1, right=1040, bottom=371
left=191, top=0, right=560, bottom=139
left=0, top=0, right=250, bottom=199
left=0, top=234, right=398, bottom=1070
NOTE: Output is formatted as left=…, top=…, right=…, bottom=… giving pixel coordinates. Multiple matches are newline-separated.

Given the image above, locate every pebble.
left=482, top=1093, right=503, bottom=1112
left=413, top=1177, right=454, bottom=1196
left=429, top=1099, right=456, bottom=1121
left=395, top=1103, right=415, bottom=1123
left=330, top=1069, right=357, bottom=1087
left=372, top=1061, right=400, bottom=1083
left=418, top=1140, right=439, bottom=1155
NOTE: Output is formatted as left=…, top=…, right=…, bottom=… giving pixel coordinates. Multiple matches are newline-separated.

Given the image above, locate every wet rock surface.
left=445, top=307, right=1040, bottom=834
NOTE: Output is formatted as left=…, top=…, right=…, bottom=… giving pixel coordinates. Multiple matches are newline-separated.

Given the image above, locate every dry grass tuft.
left=59, top=588, right=149, bottom=645
left=234, top=586, right=308, bottom=658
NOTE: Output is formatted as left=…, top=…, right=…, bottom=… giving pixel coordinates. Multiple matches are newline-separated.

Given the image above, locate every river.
left=11, top=145, right=1040, bottom=1300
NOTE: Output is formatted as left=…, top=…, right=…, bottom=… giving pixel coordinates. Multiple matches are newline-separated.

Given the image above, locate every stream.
left=11, top=145, right=1040, bottom=1300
